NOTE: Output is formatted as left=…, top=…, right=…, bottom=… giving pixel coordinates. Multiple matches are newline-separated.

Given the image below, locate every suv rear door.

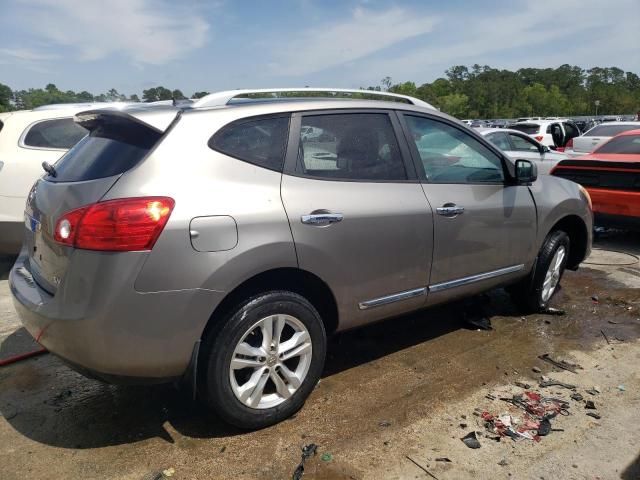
left=281, top=110, right=433, bottom=329
left=398, top=113, right=536, bottom=305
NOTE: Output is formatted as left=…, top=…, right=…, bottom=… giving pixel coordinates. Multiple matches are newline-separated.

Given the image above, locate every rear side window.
left=23, top=118, right=88, bottom=149
left=510, top=123, right=540, bottom=135
left=296, top=113, right=406, bottom=181
left=595, top=135, right=640, bottom=154
left=209, top=116, right=290, bottom=172
left=48, top=120, right=161, bottom=182
left=586, top=124, right=640, bottom=137
left=486, top=132, right=511, bottom=151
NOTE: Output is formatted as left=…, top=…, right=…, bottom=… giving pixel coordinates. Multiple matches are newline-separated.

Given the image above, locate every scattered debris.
left=584, top=400, right=596, bottom=410
left=539, top=378, right=576, bottom=390
left=320, top=453, right=333, bottom=462
left=292, top=444, right=317, bottom=480
left=586, top=388, right=599, bottom=396
left=485, top=394, right=496, bottom=401
left=378, top=421, right=391, bottom=428
left=570, top=393, right=584, bottom=402
left=406, top=456, right=439, bottom=480
left=465, top=313, right=493, bottom=330
left=542, top=307, right=566, bottom=316
left=515, top=382, right=531, bottom=389
left=435, top=457, right=452, bottom=463
left=162, top=468, right=175, bottom=478
left=537, top=418, right=552, bottom=436
left=618, top=385, right=626, bottom=392
left=461, top=431, right=481, bottom=449
left=459, top=423, right=468, bottom=429
left=586, top=412, right=601, bottom=420
left=498, top=459, right=509, bottom=466
left=601, top=330, right=610, bottom=345
left=591, top=295, right=599, bottom=304
left=538, top=353, right=582, bottom=373
left=532, top=366, right=542, bottom=374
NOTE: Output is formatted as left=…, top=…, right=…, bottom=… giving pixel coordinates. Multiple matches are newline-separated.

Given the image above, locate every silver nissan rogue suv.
left=9, top=88, right=592, bottom=429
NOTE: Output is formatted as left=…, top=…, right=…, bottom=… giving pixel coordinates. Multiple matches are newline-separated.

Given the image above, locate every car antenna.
left=41, top=161, right=57, bottom=177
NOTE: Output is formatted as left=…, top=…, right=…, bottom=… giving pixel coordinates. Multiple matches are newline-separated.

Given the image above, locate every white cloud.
left=10, top=0, right=209, bottom=65
left=268, top=7, right=440, bottom=76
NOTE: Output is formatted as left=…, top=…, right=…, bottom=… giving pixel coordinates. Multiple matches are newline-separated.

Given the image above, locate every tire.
left=509, top=230, right=570, bottom=312
left=199, top=291, right=326, bottom=429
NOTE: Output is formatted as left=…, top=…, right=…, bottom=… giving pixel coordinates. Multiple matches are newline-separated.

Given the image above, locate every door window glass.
left=486, top=132, right=511, bottom=151
left=508, top=133, right=540, bottom=152
left=296, top=113, right=406, bottom=181
left=405, top=115, right=504, bottom=183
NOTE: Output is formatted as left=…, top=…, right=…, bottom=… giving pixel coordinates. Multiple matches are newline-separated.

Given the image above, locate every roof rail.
left=191, top=88, right=435, bottom=109
left=33, top=101, right=138, bottom=111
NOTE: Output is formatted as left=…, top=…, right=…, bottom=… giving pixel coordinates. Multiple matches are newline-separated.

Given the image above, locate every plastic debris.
left=461, top=431, right=481, bottom=449
left=378, top=420, right=391, bottom=427
left=584, top=400, right=596, bottom=410
left=498, top=459, right=509, bottom=466
left=570, top=393, right=583, bottom=401
left=162, top=468, right=175, bottom=478
left=292, top=444, right=317, bottom=480
left=586, top=412, right=601, bottom=420
left=435, top=457, right=452, bottom=463
left=538, top=353, right=582, bottom=373
left=591, top=295, right=599, bottom=303
left=618, top=385, right=626, bottom=392
left=532, top=366, right=542, bottom=373
left=542, top=307, right=566, bottom=316
left=515, top=382, right=531, bottom=389
left=320, top=453, right=333, bottom=462
left=586, top=388, right=599, bottom=396
left=465, top=313, right=492, bottom=330
left=539, top=378, right=576, bottom=390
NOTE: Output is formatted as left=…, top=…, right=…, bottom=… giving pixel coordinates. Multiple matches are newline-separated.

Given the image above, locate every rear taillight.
left=534, top=135, right=544, bottom=142
left=54, top=197, right=175, bottom=251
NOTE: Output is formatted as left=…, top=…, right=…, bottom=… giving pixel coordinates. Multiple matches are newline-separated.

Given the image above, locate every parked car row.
left=7, top=88, right=592, bottom=429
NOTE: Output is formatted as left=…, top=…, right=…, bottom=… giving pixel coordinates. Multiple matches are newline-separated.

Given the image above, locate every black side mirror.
left=515, top=159, right=537, bottom=184
left=538, top=144, right=550, bottom=154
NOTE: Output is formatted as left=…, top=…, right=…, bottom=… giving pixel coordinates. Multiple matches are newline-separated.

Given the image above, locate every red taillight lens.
left=54, top=197, right=175, bottom=251
left=534, top=135, right=544, bottom=142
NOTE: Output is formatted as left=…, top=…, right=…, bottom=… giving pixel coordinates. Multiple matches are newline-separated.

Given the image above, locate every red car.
left=551, top=129, right=640, bottom=230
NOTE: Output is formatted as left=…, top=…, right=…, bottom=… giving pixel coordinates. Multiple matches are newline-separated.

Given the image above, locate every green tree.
left=0, top=82, right=12, bottom=112
left=192, top=91, right=210, bottom=99
left=142, top=86, right=173, bottom=102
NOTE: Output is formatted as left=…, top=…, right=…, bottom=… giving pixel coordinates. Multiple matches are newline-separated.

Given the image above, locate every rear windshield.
left=23, top=118, right=88, bottom=149
left=509, top=123, right=540, bottom=135
left=585, top=124, right=640, bottom=137
left=47, top=119, right=161, bottom=182
left=595, top=135, right=640, bottom=154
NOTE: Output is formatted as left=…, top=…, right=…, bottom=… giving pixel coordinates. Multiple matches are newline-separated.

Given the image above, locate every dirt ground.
left=1, top=231, right=639, bottom=480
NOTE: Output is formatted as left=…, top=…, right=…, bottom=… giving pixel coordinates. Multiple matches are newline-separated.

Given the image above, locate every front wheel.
left=199, top=291, right=326, bottom=429
left=509, top=230, right=570, bottom=312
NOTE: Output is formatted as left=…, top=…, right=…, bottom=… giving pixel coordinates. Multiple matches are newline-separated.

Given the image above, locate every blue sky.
left=0, top=0, right=638, bottom=96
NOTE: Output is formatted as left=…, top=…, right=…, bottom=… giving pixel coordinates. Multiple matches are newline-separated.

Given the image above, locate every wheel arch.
left=548, top=214, right=589, bottom=270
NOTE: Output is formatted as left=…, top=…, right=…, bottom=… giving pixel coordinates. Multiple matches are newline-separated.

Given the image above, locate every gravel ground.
left=0, top=231, right=639, bottom=480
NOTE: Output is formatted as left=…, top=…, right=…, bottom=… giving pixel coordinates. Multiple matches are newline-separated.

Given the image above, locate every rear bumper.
left=0, top=221, right=24, bottom=255
left=9, top=248, right=224, bottom=380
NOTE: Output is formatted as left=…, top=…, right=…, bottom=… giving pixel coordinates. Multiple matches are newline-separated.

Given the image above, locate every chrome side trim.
left=359, top=287, right=426, bottom=310
left=429, top=264, right=525, bottom=293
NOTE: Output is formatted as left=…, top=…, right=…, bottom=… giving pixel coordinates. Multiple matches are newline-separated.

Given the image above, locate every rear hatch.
left=24, top=110, right=168, bottom=294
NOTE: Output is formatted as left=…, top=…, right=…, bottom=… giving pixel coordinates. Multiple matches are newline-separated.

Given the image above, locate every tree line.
left=1, top=64, right=639, bottom=118
left=372, top=64, right=640, bottom=118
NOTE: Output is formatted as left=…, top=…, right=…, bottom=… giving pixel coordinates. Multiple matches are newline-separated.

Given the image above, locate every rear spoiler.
left=75, top=107, right=179, bottom=133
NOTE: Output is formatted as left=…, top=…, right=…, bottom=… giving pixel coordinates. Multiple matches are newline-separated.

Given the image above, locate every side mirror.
left=515, top=159, right=537, bottom=184
left=539, top=144, right=550, bottom=154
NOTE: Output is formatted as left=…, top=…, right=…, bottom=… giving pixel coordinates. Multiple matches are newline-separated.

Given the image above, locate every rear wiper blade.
left=42, top=161, right=57, bottom=177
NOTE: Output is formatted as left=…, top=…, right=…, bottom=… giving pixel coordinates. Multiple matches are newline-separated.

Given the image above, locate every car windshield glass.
left=595, top=135, right=640, bottom=154
left=509, top=124, right=540, bottom=135
left=586, top=124, right=640, bottom=137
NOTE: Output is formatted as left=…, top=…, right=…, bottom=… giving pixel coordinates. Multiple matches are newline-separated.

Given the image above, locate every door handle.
left=436, top=204, right=464, bottom=217
left=301, top=213, right=344, bottom=226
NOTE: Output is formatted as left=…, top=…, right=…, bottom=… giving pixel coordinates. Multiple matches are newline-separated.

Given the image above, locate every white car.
left=479, top=128, right=568, bottom=174
left=0, top=102, right=136, bottom=254
left=508, top=119, right=581, bottom=150
left=566, top=121, right=640, bottom=156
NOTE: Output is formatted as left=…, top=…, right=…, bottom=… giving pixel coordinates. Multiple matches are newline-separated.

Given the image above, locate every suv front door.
left=281, top=111, right=433, bottom=330
left=399, top=113, right=536, bottom=305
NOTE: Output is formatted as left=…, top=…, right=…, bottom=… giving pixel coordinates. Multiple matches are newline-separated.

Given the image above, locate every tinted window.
left=23, top=118, right=87, bottom=149
left=510, top=123, right=540, bottom=135
left=405, top=115, right=504, bottom=183
left=486, top=132, right=511, bottom=151
left=508, top=133, right=539, bottom=152
left=210, top=116, right=289, bottom=172
left=585, top=124, right=640, bottom=137
left=296, top=113, right=406, bottom=181
left=595, top=135, right=640, bottom=154
left=49, top=121, right=161, bottom=183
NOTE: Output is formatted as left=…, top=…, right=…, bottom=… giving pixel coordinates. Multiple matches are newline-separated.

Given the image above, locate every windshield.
left=595, top=135, right=640, bottom=154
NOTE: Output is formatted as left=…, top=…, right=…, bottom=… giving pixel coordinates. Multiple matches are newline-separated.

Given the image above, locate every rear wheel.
left=509, top=230, right=570, bottom=312
left=199, top=291, right=326, bottom=429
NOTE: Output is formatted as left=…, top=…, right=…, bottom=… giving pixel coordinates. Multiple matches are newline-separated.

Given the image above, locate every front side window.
left=508, top=133, right=539, bottom=152
left=404, top=115, right=504, bottom=183
left=23, top=118, right=87, bottom=149
left=209, top=116, right=290, bottom=172
left=296, top=113, right=406, bottom=181
left=486, top=132, right=511, bottom=151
